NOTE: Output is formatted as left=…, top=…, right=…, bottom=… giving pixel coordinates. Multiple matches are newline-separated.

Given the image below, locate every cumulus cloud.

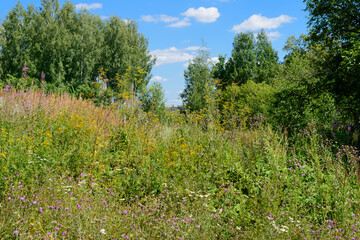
left=183, top=46, right=208, bottom=51
left=231, top=14, right=295, bottom=33
left=254, top=31, right=282, bottom=41
left=151, top=46, right=205, bottom=66
left=167, top=18, right=191, bottom=28
left=141, top=14, right=179, bottom=23
left=182, top=7, right=220, bottom=23
left=266, top=31, right=282, bottom=40
left=142, top=7, right=220, bottom=28
left=151, top=76, right=168, bottom=82
left=75, top=3, right=103, bottom=10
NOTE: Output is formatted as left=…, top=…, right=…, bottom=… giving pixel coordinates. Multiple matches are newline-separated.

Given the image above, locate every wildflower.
left=39, top=207, right=43, bottom=213
left=13, top=231, right=19, bottom=234
left=100, top=229, right=106, bottom=235
left=41, top=72, right=45, bottom=81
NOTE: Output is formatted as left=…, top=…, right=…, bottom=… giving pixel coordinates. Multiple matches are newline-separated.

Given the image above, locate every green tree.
left=254, top=30, right=279, bottom=83
left=100, top=17, right=154, bottom=95
left=213, top=54, right=229, bottom=90
left=304, top=0, right=359, bottom=44
left=271, top=36, right=337, bottom=131
left=0, top=0, right=154, bottom=98
left=0, top=18, right=4, bottom=77
left=213, top=30, right=279, bottom=89
left=181, top=47, right=215, bottom=112
left=229, top=32, right=256, bottom=85
left=220, top=81, right=274, bottom=128
left=304, top=0, right=360, bottom=123
left=0, top=2, right=27, bottom=78
left=141, top=81, right=166, bottom=117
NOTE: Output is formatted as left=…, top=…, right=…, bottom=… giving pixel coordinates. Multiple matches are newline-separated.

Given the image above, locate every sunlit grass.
left=1, top=87, right=360, bottom=239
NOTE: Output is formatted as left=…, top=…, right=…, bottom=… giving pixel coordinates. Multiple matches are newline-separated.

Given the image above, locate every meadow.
left=1, top=86, right=360, bottom=239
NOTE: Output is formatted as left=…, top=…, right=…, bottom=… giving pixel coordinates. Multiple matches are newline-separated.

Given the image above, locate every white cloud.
left=141, top=14, right=179, bottom=23
left=254, top=31, right=282, bottom=41
left=266, top=31, right=282, bottom=40
left=75, top=3, right=103, bottom=10
left=167, top=18, right=191, bottom=28
left=231, top=14, right=296, bottom=33
left=183, top=46, right=208, bottom=51
left=151, top=46, right=205, bottom=66
left=182, top=7, right=220, bottom=23
left=159, top=15, right=179, bottom=23
left=151, top=76, right=168, bottom=82
left=141, top=15, right=156, bottom=22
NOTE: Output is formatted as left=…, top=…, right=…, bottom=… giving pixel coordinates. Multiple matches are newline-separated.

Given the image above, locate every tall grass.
left=1, top=87, right=360, bottom=239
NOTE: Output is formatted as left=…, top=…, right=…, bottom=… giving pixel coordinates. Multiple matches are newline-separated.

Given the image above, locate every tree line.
left=181, top=0, right=360, bottom=145
left=0, top=0, right=155, bottom=99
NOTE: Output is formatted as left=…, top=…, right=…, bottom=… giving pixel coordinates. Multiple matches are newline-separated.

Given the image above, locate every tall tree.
left=181, top=47, right=215, bottom=112
left=304, top=0, right=360, bottom=122
left=0, top=0, right=154, bottom=97
left=0, top=3, right=27, bottom=78
left=254, top=30, right=279, bottom=83
left=229, top=32, right=256, bottom=85
left=304, top=0, right=359, bottom=44
left=213, top=30, right=279, bottom=88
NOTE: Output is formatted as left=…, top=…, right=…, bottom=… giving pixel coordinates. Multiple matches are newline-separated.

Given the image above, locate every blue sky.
left=0, top=0, right=309, bottom=106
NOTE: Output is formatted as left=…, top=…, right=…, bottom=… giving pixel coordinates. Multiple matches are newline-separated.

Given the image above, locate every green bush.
left=270, top=52, right=337, bottom=133
left=220, top=81, right=274, bottom=128
left=141, top=81, right=166, bottom=118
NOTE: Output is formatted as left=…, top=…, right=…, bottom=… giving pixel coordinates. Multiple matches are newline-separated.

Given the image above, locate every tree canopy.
left=0, top=0, right=155, bottom=97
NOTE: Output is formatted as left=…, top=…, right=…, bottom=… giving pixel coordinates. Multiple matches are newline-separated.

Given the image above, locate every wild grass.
left=1, top=87, right=360, bottom=239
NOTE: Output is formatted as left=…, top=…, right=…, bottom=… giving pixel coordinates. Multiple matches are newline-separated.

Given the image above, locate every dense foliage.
left=304, top=0, right=360, bottom=124
left=181, top=1, right=360, bottom=145
left=0, top=0, right=154, bottom=98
